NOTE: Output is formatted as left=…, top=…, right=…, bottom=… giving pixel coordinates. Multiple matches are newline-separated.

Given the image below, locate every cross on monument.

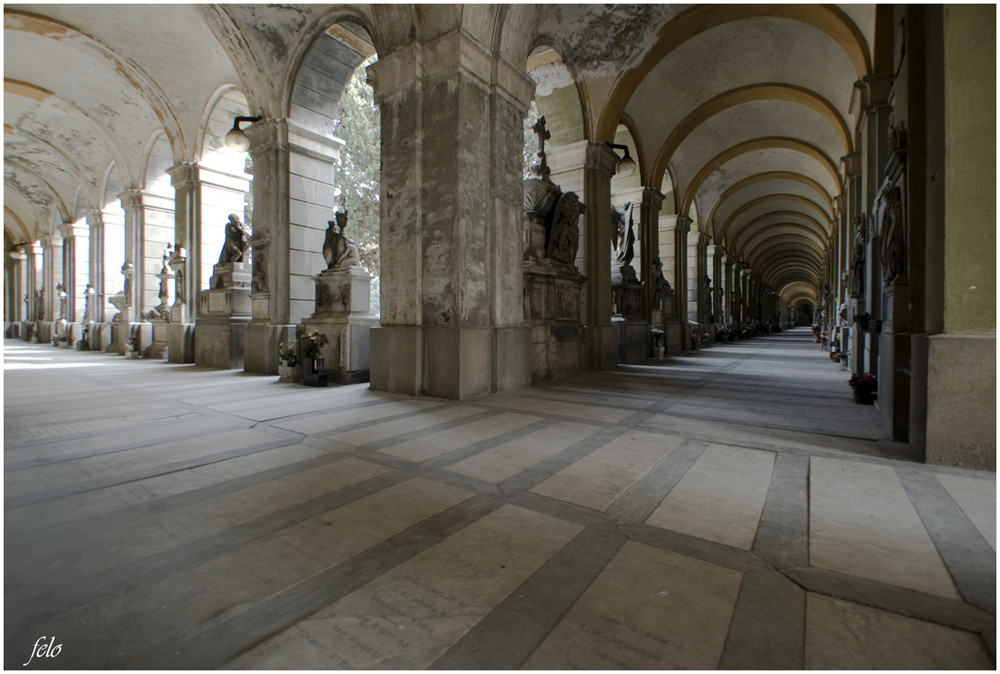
left=531, top=115, right=552, bottom=181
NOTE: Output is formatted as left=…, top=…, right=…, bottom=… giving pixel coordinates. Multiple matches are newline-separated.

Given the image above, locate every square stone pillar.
left=582, top=141, right=620, bottom=369
left=368, top=31, right=533, bottom=399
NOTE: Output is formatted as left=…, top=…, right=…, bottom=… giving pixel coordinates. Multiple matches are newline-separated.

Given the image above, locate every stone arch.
left=595, top=4, right=871, bottom=141
left=651, top=84, right=852, bottom=192
left=681, top=137, right=841, bottom=216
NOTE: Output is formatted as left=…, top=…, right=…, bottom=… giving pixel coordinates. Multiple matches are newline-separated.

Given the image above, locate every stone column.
left=59, top=221, right=89, bottom=324
left=673, top=215, right=691, bottom=346
left=696, top=231, right=710, bottom=327
left=167, top=163, right=200, bottom=324
left=639, top=187, right=665, bottom=321
left=582, top=141, right=620, bottom=369
left=86, top=210, right=105, bottom=323
left=6, top=249, right=24, bottom=325
left=119, top=190, right=145, bottom=314
left=368, top=31, right=534, bottom=398
left=713, top=245, right=725, bottom=326
left=242, top=118, right=297, bottom=375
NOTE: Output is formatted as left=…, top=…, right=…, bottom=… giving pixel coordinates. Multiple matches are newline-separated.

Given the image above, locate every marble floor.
left=3, top=328, right=995, bottom=669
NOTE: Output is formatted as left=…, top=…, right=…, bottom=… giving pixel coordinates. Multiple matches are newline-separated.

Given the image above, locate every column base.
left=301, top=314, right=379, bottom=384
left=919, top=333, right=996, bottom=469
left=370, top=325, right=530, bottom=400
left=195, top=317, right=250, bottom=370
left=585, top=324, right=618, bottom=370
left=243, top=323, right=297, bottom=375
left=167, top=323, right=196, bottom=363
left=613, top=315, right=651, bottom=364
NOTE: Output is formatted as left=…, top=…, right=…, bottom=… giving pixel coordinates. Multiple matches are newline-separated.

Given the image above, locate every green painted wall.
left=943, top=5, right=996, bottom=333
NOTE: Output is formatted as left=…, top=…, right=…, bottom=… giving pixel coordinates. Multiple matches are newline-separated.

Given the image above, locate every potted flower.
left=849, top=372, right=877, bottom=404
left=59, top=335, right=74, bottom=349
left=124, top=337, right=140, bottom=359
left=300, top=331, right=329, bottom=374
left=277, top=341, right=300, bottom=383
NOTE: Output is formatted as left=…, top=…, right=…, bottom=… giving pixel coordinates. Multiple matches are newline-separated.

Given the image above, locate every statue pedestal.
left=524, top=259, right=586, bottom=382
left=167, top=303, right=195, bottom=363
left=144, top=318, right=169, bottom=359
left=611, top=265, right=648, bottom=364
left=195, top=262, right=251, bottom=369
left=300, top=267, right=378, bottom=384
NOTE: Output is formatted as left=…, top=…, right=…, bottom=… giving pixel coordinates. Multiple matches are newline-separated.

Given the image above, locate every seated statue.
left=218, top=214, right=250, bottom=264
left=322, top=210, right=362, bottom=270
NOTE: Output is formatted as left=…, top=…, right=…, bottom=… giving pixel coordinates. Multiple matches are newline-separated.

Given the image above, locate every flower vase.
left=310, top=357, right=324, bottom=375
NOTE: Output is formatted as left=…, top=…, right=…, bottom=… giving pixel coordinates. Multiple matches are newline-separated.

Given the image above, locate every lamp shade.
left=616, top=155, right=637, bottom=178
left=225, top=128, right=251, bottom=152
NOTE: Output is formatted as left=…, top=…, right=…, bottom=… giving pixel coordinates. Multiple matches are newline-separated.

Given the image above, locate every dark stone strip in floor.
left=621, top=523, right=769, bottom=574
left=135, top=494, right=506, bottom=670
left=5, top=448, right=359, bottom=548
left=261, top=396, right=444, bottom=436
left=896, top=467, right=997, bottom=614
left=603, top=439, right=708, bottom=524
left=719, top=569, right=806, bottom=669
left=7, top=468, right=412, bottom=634
left=430, top=524, right=627, bottom=669
left=354, top=409, right=503, bottom=453
left=783, top=566, right=995, bottom=634
left=498, top=425, right=631, bottom=495
left=3, top=412, right=258, bottom=474
left=4, top=432, right=304, bottom=509
left=421, top=417, right=560, bottom=471
left=752, top=452, right=810, bottom=569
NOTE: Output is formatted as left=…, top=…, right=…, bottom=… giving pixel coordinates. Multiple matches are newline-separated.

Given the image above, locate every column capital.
left=118, top=189, right=145, bottom=211
left=641, top=187, right=665, bottom=211
left=714, top=244, right=726, bottom=257
left=42, top=232, right=63, bottom=248
left=698, top=231, right=710, bottom=247
left=841, top=151, right=863, bottom=178
left=854, top=71, right=893, bottom=113
left=585, top=141, right=619, bottom=178
left=245, top=117, right=289, bottom=158
left=167, top=162, right=200, bottom=187
left=675, top=214, right=693, bottom=233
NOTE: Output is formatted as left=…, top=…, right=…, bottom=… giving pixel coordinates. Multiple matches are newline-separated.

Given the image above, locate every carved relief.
left=316, top=282, right=333, bottom=311
left=879, top=186, right=905, bottom=286
left=848, top=214, right=868, bottom=299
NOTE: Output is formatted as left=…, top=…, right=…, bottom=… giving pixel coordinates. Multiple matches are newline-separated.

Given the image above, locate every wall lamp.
left=606, top=142, right=637, bottom=178
left=225, top=115, right=263, bottom=152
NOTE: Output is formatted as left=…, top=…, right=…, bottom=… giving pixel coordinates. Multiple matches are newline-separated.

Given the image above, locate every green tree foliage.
left=333, top=55, right=381, bottom=314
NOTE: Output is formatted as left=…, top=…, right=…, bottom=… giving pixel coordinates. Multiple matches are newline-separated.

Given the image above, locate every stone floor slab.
left=804, top=593, right=993, bottom=669
left=530, top=430, right=681, bottom=511
left=379, top=412, right=541, bottom=463
left=645, top=443, right=775, bottom=549
left=809, top=456, right=960, bottom=599
left=524, top=540, right=744, bottom=669
left=229, top=505, right=581, bottom=669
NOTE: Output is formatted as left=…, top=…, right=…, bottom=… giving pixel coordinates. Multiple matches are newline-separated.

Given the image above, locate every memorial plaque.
left=525, top=541, right=743, bottom=669
left=531, top=430, right=681, bottom=511
left=645, top=444, right=775, bottom=549
left=231, top=505, right=582, bottom=669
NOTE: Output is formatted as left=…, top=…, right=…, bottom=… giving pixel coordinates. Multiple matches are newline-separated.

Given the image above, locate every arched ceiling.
left=4, top=5, right=239, bottom=245
left=531, top=4, right=877, bottom=307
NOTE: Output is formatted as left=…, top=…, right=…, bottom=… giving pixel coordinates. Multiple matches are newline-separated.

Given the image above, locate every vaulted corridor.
left=4, top=328, right=995, bottom=669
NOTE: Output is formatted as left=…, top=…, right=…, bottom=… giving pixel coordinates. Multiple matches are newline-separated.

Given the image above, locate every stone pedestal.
left=143, top=318, right=169, bottom=359
left=300, top=267, right=378, bottom=384
left=524, top=260, right=587, bottom=382
left=611, top=264, right=648, bottom=364
left=195, top=262, right=251, bottom=369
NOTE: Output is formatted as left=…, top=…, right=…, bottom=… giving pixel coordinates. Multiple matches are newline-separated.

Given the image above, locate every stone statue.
left=83, top=284, right=94, bottom=322
left=612, top=202, right=635, bottom=265
left=56, top=283, right=67, bottom=319
left=218, top=214, right=250, bottom=264
left=546, top=191, right=585, bottom=265
left=650, top=258, right=672, bottom=304
left=169, top=246, right=186, bottom=304
left=323, top=210, right=361, bottom=270
left=37, top=288, right=45, bottom=321
left=121, top=262, right=134, bottom=307
left=880, top=186, right=904, bottom=286
left=849, top=214, right=867, bottom=299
